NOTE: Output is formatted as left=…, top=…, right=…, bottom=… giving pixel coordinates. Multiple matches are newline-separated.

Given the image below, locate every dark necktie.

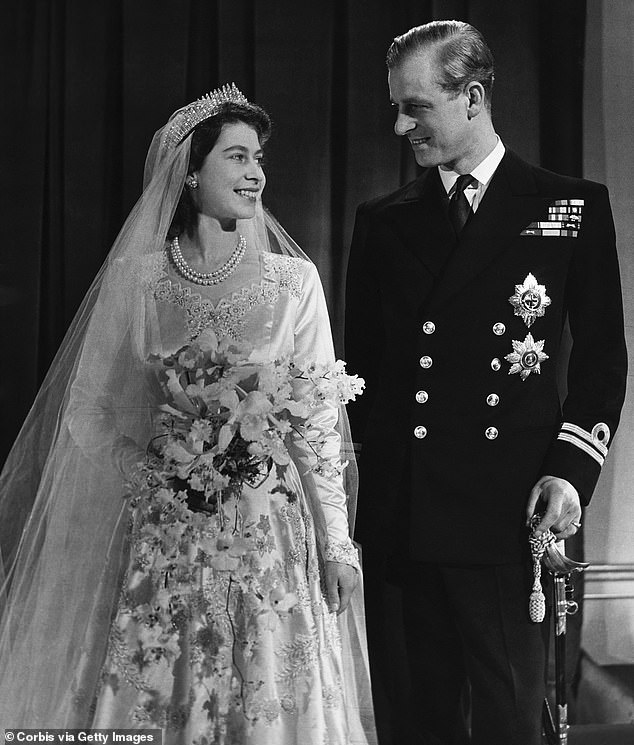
left=448, top=174, right=476, bottom=234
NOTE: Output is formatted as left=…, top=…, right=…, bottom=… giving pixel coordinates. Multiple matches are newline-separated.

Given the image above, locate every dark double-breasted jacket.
left=345, top=149, right=627, bottom=564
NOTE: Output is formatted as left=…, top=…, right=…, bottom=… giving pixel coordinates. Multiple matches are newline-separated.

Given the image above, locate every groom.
left=345, top=20, right=627, bottom=745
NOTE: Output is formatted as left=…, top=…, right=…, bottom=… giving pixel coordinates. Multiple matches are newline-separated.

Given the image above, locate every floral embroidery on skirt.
left=93, top=466, right=350, bottom=745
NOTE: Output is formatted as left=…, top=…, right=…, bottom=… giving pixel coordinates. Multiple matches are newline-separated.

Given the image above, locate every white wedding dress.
left=91, top=246, right=372, bottom=745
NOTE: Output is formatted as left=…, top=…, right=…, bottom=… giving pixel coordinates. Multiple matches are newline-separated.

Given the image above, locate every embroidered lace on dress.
left=325, top=538, right=360, bottom=571
left=147, top=251, right=302, bottom=341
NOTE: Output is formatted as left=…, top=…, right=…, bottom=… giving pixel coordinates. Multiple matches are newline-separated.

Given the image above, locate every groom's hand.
left=325, top=561, right=358, bottom=614
left=526, top=474, right=582, bottom=540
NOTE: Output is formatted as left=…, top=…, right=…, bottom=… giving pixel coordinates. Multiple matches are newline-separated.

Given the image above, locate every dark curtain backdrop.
left=0, top=0, right=585, bottom=465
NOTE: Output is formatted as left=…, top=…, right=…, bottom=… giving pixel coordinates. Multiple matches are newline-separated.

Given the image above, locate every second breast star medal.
left=505, top=333, right=549, bottom=381
left=508, top=272, right=551, bottom=327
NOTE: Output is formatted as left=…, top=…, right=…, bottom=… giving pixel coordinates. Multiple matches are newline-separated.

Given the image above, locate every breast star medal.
left=508, top=273, right=551, bottom=327
left=505, top=333, right=549, bottom=380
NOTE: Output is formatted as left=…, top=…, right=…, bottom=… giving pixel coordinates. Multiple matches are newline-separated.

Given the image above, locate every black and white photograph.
left=0, top=2, right=632, bottom=744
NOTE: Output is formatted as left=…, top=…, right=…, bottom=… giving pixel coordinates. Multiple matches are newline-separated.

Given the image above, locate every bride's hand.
left=325, top=561, right=358, bottom=615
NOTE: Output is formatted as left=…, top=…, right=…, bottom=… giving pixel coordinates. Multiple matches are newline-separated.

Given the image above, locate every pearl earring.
left=186, top=175, right=199, bottom=190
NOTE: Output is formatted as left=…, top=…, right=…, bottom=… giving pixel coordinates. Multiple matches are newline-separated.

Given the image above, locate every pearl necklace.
left=169, top=234, right=247, bottom=285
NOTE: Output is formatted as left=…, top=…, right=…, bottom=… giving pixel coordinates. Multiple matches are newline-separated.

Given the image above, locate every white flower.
left=257, top=585, right=299, bottom=631
left=210, top=470, right=231, bottom=491
left=236, top=390, right=273, bottom=418
left=155, top=487, right=175, bottom=506
left=177, top=345, right=202, bottom=370
left=164, top=369, right=198, bottom=415
left=239, top=415, right=269, bottom=442
left=337, top=373, right=365, bottom=403
left=219, top=388, right=240, bottom=413
left=189, top=419, right=213, bottom=445
left=163, top=440, right=196, bottom=465
left=283, top=399, right=311, bottom=418
left=236, top=391, right=273, bottom=441
left=196, top=328, right=220, bottom=353
left=208, top=531, right=253, bottom=571
left=176, top=464, right=197, bottom=481
left=187, top=473, right=205, bottom=492
left=269, top=585, right=298, bottom=615
left=247, top=441, right=267, bottom=459
left=257, top=361, right=293, bottom=400
left=274, top=419, right=293, bottom=435
left=267, top=433, right=291, bottom=465
left=248, top=431, right=291, bottom=465
left=185, top=379, right=206, bottom=400
left=198, top=381, right=224, bottom=403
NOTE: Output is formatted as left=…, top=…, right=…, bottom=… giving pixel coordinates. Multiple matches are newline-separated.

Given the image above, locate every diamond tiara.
left=163, top=83, right=249, bottom=149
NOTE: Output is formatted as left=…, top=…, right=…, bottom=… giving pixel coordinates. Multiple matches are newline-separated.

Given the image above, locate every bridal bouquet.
left=142, top=328, right=363, bottom=504
left=120, top=329, right=363, bottom=670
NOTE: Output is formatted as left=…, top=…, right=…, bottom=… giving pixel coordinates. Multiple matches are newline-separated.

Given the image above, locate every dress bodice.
left=143, top=249, right=308, bottom=362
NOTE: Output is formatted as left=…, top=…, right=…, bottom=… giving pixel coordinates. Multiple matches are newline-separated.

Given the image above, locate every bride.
left=0, top=84, right=375, bottom=744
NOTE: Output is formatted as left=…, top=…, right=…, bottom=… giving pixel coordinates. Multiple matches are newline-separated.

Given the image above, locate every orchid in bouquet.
left=120, top=329, right=364, bottom=677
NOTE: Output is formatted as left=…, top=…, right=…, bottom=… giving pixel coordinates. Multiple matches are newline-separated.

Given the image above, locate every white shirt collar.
left=438, top=136, right=506, bottom=195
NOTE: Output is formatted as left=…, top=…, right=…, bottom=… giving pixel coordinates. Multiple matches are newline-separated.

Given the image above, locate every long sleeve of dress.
left=291, top=261, right=360, bottom=570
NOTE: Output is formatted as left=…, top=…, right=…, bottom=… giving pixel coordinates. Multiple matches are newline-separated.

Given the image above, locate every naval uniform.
left=344, top=146, right=627, bottom=745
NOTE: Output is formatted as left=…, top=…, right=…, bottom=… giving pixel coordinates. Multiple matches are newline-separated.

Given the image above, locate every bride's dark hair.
left=168, top=101, right=272, bottom=239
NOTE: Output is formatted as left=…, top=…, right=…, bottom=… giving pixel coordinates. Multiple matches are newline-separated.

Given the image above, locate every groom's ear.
left=465, top=82, right=485, bottom=119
